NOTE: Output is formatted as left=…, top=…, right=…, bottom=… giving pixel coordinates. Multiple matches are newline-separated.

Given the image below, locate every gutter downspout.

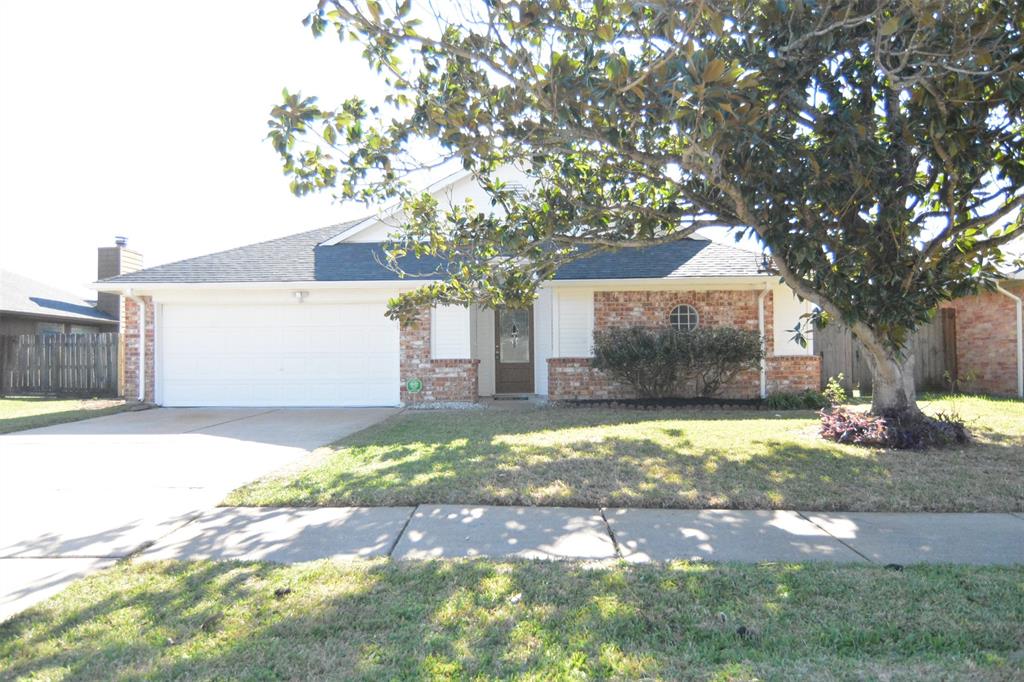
left=996, top=285, right=1024, bottom=398
left=125, top=289, right=146, bottom=402
left=757, top=284, right=770, bottom=399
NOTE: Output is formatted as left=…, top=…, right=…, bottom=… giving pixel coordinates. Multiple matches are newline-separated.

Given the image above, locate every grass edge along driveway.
left=0, top=396, right=129, bottom=434
left=226, top=394, right=1023, bottom=512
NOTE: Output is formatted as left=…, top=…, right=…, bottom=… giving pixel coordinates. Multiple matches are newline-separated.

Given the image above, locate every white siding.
left=344, top=166, right=533, bottom=243
left=473, top=306, right=496, bottom=396
left=772, top=284, right=814, bottom=356
left=534, top=287, right=553, bottom=394
left=431, top=305, right=472, bottom=359
left=554, top=288, right=594, bottom=357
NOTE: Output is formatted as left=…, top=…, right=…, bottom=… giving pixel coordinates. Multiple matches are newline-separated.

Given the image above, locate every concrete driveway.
left=0, top=406, right=397, bottom=621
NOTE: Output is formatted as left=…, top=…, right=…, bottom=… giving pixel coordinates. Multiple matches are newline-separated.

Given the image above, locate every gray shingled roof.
left=100, top=222, right=766, bottom=285
left=1, top=270, right=117, bottom=323
left=553, top=239, right=765, bottom=279
left=100, top=222, right=360, bottom=284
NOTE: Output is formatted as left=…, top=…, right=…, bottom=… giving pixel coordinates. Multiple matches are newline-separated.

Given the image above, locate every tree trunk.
left=859, top=334, right=922, bottom=418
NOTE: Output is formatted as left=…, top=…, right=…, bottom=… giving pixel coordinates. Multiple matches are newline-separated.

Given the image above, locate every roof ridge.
left=99, top=219, right=365, bottom=283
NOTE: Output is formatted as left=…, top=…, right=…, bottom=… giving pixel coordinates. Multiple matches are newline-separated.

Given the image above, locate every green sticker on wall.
left=406, top=377, right=423, bottom=393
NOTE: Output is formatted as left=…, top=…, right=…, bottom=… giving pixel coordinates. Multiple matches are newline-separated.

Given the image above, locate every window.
left=669, top=304, right=699, bottom=331
left=36, top=322, right=63, bottom=337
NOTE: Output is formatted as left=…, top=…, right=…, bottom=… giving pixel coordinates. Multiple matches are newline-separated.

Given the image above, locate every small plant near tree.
left=822, top=374, right=848, bottom=407
left=592, top=326, right=763, bottom=399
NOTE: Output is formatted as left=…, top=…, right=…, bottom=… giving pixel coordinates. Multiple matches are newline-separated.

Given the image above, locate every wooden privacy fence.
left=0, top=333, right=120, bottom=397
left=813, top=310, right=956, bottom=394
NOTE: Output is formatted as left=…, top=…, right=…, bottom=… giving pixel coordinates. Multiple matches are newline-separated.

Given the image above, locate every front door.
left=494, top=306, right=534, bottom=394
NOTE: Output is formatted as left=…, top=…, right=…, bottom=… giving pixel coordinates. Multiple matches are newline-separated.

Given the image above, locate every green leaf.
left=367, top=0, right=382, bottom=23
left=703, top=59, right=727, bottom=83
left=880, top=17, right=900, bottom=36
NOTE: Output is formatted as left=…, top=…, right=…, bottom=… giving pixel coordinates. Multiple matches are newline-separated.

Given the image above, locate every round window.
left=669, top=304, right=699, bottom=331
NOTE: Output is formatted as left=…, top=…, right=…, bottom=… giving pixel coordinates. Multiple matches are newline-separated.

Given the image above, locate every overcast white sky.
left=0, top=1, right=380, bottom=296
left=2, top=2, right=1017, bottom=299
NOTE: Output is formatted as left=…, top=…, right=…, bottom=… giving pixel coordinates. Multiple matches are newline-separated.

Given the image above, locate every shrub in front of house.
left=591, top=326, right=764, bottom=398
left=766, top=389, right=830, bottom=410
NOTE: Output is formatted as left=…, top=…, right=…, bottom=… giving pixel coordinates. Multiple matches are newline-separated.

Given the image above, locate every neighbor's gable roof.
left=1, top=270, right=117, bottom=323
left=99, top=222, right=766, bottom=286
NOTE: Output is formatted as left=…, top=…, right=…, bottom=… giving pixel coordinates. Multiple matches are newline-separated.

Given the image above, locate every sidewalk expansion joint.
left=183, top=409, right=280, bottom=434
left=796, top=511, right=875, bottom=564
left=599, top=508, right=624, bottom=560
left=387, top=505, right=418, bottom=558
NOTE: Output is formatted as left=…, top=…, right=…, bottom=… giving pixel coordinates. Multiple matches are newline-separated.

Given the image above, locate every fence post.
left=0, top=335, right=9, bottom=397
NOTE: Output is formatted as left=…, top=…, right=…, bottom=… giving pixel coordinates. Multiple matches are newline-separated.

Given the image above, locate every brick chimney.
left=97, top=237, right=142, bottom=322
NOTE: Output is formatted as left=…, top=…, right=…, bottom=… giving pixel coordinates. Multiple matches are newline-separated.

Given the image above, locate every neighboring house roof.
left=99, top=223, right=767, bottom=285
left=1, top=270, right=117, bottom=324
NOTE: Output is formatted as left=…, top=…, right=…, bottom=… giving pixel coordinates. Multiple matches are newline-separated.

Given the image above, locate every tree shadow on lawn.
left=234, top=410, right=1023, bottom=512
left=2, top=559, right=1020, bottom=680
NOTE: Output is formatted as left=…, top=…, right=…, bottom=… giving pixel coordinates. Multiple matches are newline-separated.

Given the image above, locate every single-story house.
left=1, top=269, right=118, bottom=336
left=95, top=173, right=821, bottom=407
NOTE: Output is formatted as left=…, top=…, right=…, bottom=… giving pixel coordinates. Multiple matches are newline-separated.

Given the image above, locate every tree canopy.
left=269, top=0, right=1024, bottom=414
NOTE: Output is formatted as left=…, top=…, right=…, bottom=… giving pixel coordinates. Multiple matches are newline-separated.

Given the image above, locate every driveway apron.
left=0, top=406, right=396, bottom=621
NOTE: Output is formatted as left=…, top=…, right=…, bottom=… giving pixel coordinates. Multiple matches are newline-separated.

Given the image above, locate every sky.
left=2, top=2, right=1017, bottom=299
left=0, top=1, right=381, bottom=296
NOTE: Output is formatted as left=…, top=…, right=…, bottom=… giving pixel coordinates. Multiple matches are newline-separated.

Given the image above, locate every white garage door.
left=159, top=302, right=400, bottom=406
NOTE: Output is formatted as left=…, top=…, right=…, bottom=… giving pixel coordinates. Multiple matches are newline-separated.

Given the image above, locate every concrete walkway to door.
left=0, top=406, right=397, bottom=621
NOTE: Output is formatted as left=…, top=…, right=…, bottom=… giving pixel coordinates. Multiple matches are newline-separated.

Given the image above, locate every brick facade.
left=123, top=295, right=155, bottom=402
left=400, top=310, right=479, bottom=404
left=766, top=356, right=823, bottom=394
left=941, top=284, right=1022, bottom=396
left=547, top=289, right=820, bottom=401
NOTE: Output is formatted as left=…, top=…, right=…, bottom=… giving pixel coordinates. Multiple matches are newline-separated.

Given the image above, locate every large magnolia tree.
left=269, top=0, right=1023, bottom=417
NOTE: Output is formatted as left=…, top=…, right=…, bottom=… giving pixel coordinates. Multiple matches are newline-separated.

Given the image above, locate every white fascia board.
left=90, top=279, right=439, bottom=294
left=543, top=276, right=773, bottom=290
left=319, top=169, right=474, bottom=246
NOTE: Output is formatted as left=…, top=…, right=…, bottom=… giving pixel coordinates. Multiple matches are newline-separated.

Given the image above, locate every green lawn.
left=226, top=394, right=1024, bottom=512
left=2, top=559, right=1021, bottom=680
left=0, top=396, right=129, bottom=434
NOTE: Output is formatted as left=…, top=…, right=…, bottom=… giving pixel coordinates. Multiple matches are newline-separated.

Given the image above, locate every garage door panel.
left=160, top=302, right=400, bottom=406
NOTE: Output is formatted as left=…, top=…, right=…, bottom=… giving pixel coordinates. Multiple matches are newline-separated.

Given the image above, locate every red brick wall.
left=943, top=285, right=1022, bottom=396
left=123, top=296, right=155, bottom=403
left=400, top=310, right=479, bottom=404
left=547, top=289, right=820, bottom=401
left=767, top=355, right=822, bottom=394
left=548, top=357, right=634, bottom=400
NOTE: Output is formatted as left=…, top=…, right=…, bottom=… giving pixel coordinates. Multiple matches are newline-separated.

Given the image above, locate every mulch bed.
left=556, top=397, right=765, bottom=410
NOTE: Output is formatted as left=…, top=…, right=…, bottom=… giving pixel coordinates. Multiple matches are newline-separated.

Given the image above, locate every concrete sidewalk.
left=140, top=505, right=1024, bottom=566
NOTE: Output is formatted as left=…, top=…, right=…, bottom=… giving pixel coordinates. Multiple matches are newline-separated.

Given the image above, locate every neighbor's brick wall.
left=547, top=289, right=820, bottom=401
left=123, top=295, right=155, bottom=403
left=941, top=284, right=1022, bottom=396
left=400, top=310, right=479, bottom=404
